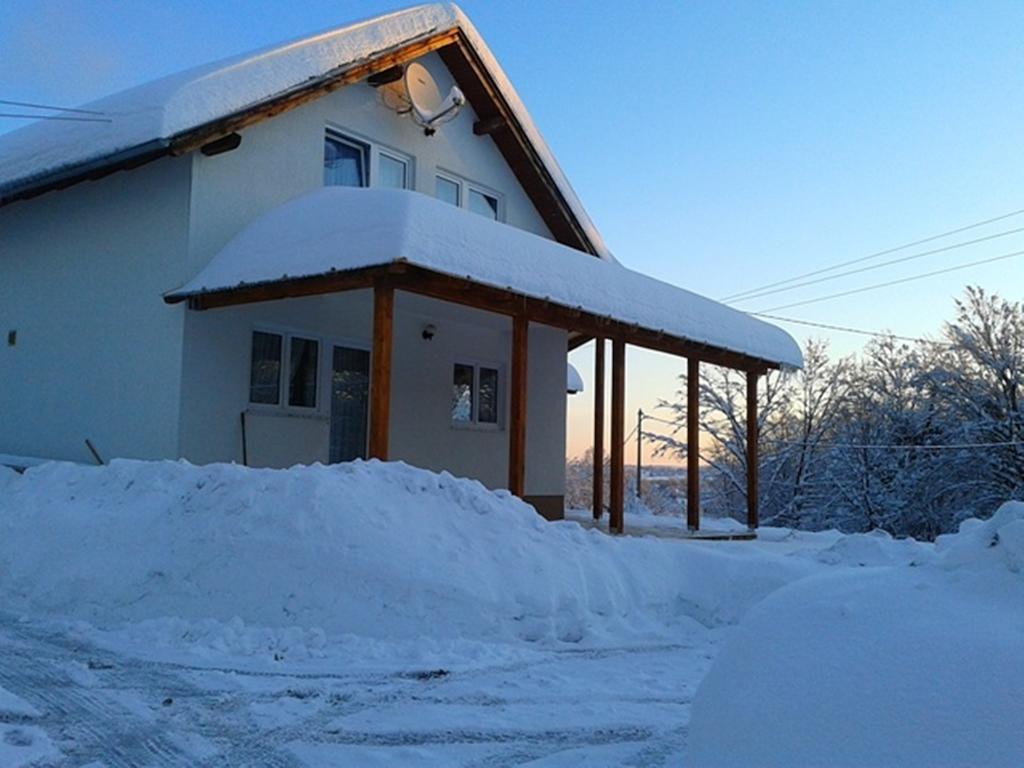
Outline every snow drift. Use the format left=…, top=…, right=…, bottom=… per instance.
left=0, top=460, right=815, bottom=645
left=688, top=501, right=1024, bottom=768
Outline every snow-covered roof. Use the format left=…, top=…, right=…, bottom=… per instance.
left=0, top=3, right=611, bottom=261
left=167, top=188, right=802, bottom=369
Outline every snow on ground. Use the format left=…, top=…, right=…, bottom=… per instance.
left=689, top=502, right=1024, bottom=768
left=0, top=459, right=1020, bottom=766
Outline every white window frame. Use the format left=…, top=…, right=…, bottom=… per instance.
left=248, top=325, right=325, bottom=414
left=374, top=148, right=414, bottom=191
left=324, top=124, right=415, bottom=190
left=324, top=131, right=370, bottom=187
left=451, top=357, right=504, bottom=431
left=434, top=169, right=504, bottom=222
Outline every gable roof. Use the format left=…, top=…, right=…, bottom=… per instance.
left=0, top=3, right=611, bottom=260
left=166, top=187, right=803, bottom=370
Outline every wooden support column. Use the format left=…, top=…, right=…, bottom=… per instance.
left=368, top=282, right=394, bottom=460
left=747, top=370, right=760, bottom=530
left=609, top=339, right=626, bottom=534
left=508, top=314, right=528, bottom=496
left=687, top=357, right=700, bottom=531
left=592, top=337, right=605, bottom=520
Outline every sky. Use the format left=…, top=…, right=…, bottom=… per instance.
left=3, top=0, right=1024, bottom=464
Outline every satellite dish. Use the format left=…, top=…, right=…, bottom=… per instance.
left=403, top=62, right=465, bottom=135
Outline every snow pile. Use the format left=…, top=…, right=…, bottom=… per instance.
left=0, top=460, right=817, bottom=648
left=688, top=501, right=1024, bottom=768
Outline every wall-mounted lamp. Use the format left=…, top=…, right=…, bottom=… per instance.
left=421, top=324, right=436, bottom=341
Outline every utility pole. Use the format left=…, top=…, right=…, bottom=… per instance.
left=636, top=408, right=643, bottom=498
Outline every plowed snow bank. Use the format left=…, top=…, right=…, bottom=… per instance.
left=0, top=460, right=816, bottom=644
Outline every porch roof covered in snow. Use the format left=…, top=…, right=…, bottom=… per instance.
left=165, top=187, right=801, bottom=372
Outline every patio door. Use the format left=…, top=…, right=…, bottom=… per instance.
left=329, top=344, right=370, bottom=463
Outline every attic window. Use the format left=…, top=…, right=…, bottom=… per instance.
left=324, top=133, right=368, bottom=187
left=469, top=189, right=499, bottom=221
left=435, top=171, right=502, bottom=221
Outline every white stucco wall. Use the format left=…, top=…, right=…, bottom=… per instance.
left=0, top=156, right=192, bottom=463
left=177, top=292, right=566, bottom=496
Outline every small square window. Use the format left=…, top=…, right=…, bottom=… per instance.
left=436, top=175, right=460, bottom=207
left=288, top=337, right=319, bottom=408
left=379, top=153, right=408, bottom=190
left=324, top=134, right=368, bottom=187
left=469, top=189, right=499, bottom=220
left=452, top=363, right=474, bottom=422
left=250, top=331, right=282, bottom=404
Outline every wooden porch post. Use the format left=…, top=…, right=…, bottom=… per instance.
left=508, top=314, right=528, bottom=496
left=746, top=370, right=759, bottom=530
left=592, top=337, right=605, bottom=520
left=609, top=339, right=626, bottom=534
left=687, top=357, right=700, bottom=531
left=368, top=282, right=394, bottom=460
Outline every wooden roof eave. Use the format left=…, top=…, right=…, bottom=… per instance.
left=165, top=264, right=777, bottom=374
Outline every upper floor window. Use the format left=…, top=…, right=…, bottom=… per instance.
left=324, top=133, right=369, bottom=187
left=468, top=188, right=499, bottom=221
left=325, top=129, right=413, bottom=191
left=379, top=152, right=409, bottom=190
left=435, top=171, right=502, bottom=221
left=435, top=174, right=460, bottom=207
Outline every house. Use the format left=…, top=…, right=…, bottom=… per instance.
left=0, top=4, right=801, bottom=529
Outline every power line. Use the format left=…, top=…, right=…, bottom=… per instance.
left=721, top=205, right=1024, bottom=302
left=0, top=112, right=111, bottom=123
left=0, top=98, right=105, bottom=115
left=731, top=226, right=1024, bottom=304
left=755, top=247, right=1024, bottom=313
left=753, top=313, right=949, bottom=346
left=765, top=438, right=1024, bottom=450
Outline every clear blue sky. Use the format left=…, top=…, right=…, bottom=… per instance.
left=4, top=0, right=1024, bottom=460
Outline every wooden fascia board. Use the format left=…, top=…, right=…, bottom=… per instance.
left=169, top=29, right=460, bottom=156
left=169, top=263, right=778, bottom=372
left=567, top=334, right=594, bottom=352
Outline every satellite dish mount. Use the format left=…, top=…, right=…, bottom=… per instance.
left=377, top=61, right=465, bottom=136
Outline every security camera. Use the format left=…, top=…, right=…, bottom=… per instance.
left=422, top=324, right=436, bottom=341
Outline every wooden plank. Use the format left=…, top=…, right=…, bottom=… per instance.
left=368, top=282, right=394, bottom=460
left=172, top=264, right=781, bottom=373
left=592, top=337, right=605, bottom=521
left=609, top=339, right=625, bottom=534
left=567, top=333, right=593, bottom=352
left=747, top=370, right=759, bottom=529
left=170, top=31, right=460, bottom=156
left=687, top=357, right=700, bottom=531
left=508, top=314, right=528, bottom=496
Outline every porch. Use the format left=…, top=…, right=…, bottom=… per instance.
left=165, top=187, right=801, bottom=532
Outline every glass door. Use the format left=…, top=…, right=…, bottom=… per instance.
left=329, top=345, right=370, bottom=463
